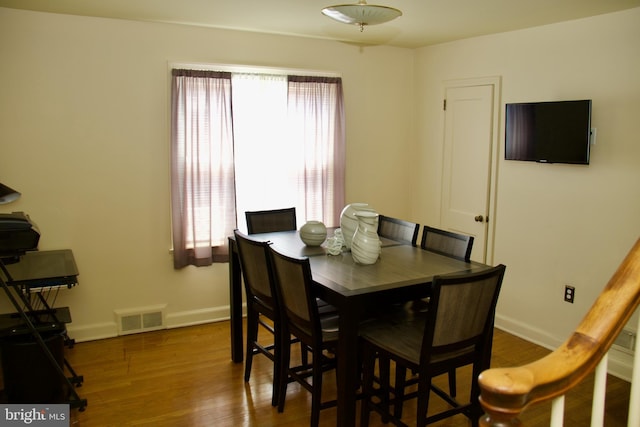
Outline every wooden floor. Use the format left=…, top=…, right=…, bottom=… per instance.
left=37, top=321, right=632, bottom=426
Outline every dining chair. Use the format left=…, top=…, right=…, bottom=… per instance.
left=245, top=207, right=297, bottom=234
left=377, top=215, right=420, bottom=246
left=233, top=230, right=287, bottom=407
left=245, top=207, right=337, bottom=314
left=373, top=215, right=420, bottom=399
left=359, top=264, right=506, bottom=427
left=417, top=225, right=475, bottom=395
left=420, top=225, right=474, bottom=261
left=268, top=246, right=339, bottom=427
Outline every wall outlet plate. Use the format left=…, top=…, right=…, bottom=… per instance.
left=564, top=285, right=575, bottom=303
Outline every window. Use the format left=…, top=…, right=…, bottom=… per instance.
left=170, top=67, right=345, bottom=268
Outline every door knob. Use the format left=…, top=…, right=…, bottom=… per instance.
left=474, top=215, right=485, bottom=223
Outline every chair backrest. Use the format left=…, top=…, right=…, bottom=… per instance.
left=377, top=215, right=420, bottom=246
left=421, top=225, right=474, bottom=261
left=245, top=207, right=297, bottom=234
left=268, top=247, right=320, bottom=343
left=422, top=264, right=506, bottom=365
left=234, top=230, right=277, bottom=309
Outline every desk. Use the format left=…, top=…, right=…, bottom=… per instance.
left=228, top=231, right=490, bottom=427
left=1, top=249, right=78, bottom=336
left=4, top=249, right=79, bottom=290
left=0, top=249, right=86, bottom=409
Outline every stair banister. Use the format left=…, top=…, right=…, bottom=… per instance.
left=478, top=238, right=640, bottom=426
left=629, top=315, right=640, bottom=425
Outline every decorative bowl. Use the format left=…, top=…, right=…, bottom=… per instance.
left=299, top=221, right=327, bottom=246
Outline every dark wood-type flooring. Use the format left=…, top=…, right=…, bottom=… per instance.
left=13, top=321, right=630, bottom=426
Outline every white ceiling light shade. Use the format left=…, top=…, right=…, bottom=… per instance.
left=0, top=183, right=21, bottom=205
left=322, top=0, right=402, bottom=32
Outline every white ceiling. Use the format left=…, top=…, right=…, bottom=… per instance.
left=1, top=0, right=639, bottom=48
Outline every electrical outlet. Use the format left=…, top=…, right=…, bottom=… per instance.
left=564, top=285, right=575, bottom=303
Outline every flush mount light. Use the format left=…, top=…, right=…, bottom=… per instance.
left=322, top=0, right=402, bottom=32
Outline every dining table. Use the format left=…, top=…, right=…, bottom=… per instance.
left=228, top=229, right=491, bottom=427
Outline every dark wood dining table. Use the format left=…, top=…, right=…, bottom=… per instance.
left=228, top=230, right=491, bottom=427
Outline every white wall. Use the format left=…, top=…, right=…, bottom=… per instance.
left=0, top=7, right=415, bottom=339
left=412, top=8, right=640, bottom=379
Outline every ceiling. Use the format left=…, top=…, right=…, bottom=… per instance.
left=1, top=0, right=639, bottom=48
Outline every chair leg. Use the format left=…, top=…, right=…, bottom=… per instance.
left=360, top=344, right=375, bottom=427
left=393, top=365, right=407, bottom=419
left=271, top=322, right=283, bottom=407
left=378, top=355, right=391, bottom=423
left=448, top=368, right=457, bottom=397
left=468, top=363, right=484, bottom=427
left=277, top=333, right=291, bottom=413
left=416, top=375, right=432, bottom=427
left=310, top=348, right=323, bottom=427
left=244, top=309, right=259, bottom=382
left=300, top=341, right=309, bottom=366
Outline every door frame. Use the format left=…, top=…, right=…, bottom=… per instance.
left=442, top=76, right=501, bottom=265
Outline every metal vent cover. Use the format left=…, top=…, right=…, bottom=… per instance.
left=115, top=305, right=166, bottom=335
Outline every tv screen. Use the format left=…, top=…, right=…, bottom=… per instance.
left=505, top=100, right=592, bottom=165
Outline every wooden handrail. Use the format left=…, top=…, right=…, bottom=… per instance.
left=479, top=238, right=640, bottom=426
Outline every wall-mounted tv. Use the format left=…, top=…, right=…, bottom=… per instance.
left=505, top=99, right=592, bottom=165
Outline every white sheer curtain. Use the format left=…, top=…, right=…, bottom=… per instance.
left=171, top=69, right=236, bottom=268
left=233, top=73, right=345, bottom=228
left=171, top=69, right=345, bottom=268
left=288, top=75, right=346, bottom=224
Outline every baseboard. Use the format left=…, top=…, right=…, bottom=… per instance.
left=606, top=347, right=634, bottom=382
left=495, top=313, right=633, bottom=382
left=66, top=305, right=241, bottom=343
left=494, top=313, right=563, bottom=351
left=165, top=306, right=231, bottom=328
left=66, top=322, right=119, bottom=343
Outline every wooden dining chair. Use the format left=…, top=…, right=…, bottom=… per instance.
left=268, top=246, right=339, bottom=427
left=420, top=225, right=474, bottom=261
left=245, top=207, right=297, bottom=234
left=233, top=230, right=286, bottom=407
left=385, top=226, right=476, bottom=405
left=377, top=215, right=420, bottom=246
left=359, top=264, right=506, bottom=427
left=382, top=226, right=473, bottom=401
left=245, top=207, right=336, bottom=315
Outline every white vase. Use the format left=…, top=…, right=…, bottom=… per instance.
left=299, top=220, right=327, bottom=246
left=340, top=203, right=376, bottom=249
left=351, top=211, right=381, bottom=265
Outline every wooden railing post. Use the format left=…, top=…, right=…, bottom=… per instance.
left=478, top=238, right=640, bottom=427
left=629, top=315, right=640, bottom=426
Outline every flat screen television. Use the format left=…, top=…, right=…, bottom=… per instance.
left=505, top=99, right=592, bottom=165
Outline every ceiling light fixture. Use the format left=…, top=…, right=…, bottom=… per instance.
left=322, top=0, right=402, bottom=32
left=0, top=183, right=21, bottom=205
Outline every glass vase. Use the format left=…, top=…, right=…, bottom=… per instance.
left=351, top=211, right=381, bottom=265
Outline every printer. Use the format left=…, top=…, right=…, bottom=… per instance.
left=0, top=212, right=40, bottom=257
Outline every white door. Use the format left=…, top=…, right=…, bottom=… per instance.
left=441, top=78, right=500, bottom=263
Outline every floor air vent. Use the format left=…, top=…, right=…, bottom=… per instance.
left=115, top=305, right=166, bottom=335
left=612, top=328, right=637, bottom=354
